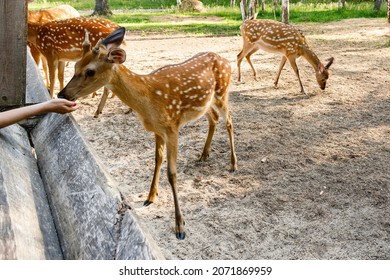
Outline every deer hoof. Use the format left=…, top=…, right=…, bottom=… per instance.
left=230, top=165, right=238, bottom=173
left=176, top=231, right=186, bottom=240
left=199, top=153, right=209, bottom=162
left=143, top=200, right=153, bottom=207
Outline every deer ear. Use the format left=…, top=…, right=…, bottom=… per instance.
left=103, top=27, right=126, bottom=51
left=325, top=57, right=334, bottom=69
left=107, top=48, right=126, bottom=64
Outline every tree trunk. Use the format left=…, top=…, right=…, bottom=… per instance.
left=281, top=0, right=289, bottom=24
left=240, top=0, right=260, bottom=21
left=272, top=0, right=279, bottom=21
left=248, top=0, right=257, bottom=18
left=240, top=0, right=247, bottom=21
left=338, top=0, right=346, bottom=11
left=92, top=0, right=113, bottom=16
left=374, top=0, right=382, bottom=11
left=388, top=0, right=390, bottom=23
left=261, top=0, right=265, bottom=12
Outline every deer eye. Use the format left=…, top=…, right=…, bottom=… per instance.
left=86, top=69, right=95, bottom=77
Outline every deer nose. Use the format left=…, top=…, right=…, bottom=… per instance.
left=57, top=92, right=66, bottom=99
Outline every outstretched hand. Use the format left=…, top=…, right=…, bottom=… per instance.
left=42, top=98, right=78, bottom=114
left=0, top=98, right=78, bottom=129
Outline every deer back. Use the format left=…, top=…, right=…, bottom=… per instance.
left=140, top=52, right=232, bottom=124
left=34, top=17, right=120, bottom=61
left=241, top=19, right=308, bottom=56
left=28, top=4, right=80, bottom=23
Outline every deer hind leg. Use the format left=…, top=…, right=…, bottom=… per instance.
left=274, top=56, right=287, bottom=88
left=215, top=96, right=238, bottom=172
left=209, top=93, right=237, bottom=172
left=225, top=109, right=237, bottom=172
left=199, top=108, right=219, bottom=162
left=144, top=134, right=165, bottom=206
left=165, top=132, right=185, bottom=240
left=287, top=56, right=306, bottom=95
left=94, top=87, right=110, bottom=118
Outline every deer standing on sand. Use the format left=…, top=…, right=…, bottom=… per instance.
left=237, top=19, right=334, bottom=95
left=28, top=16, right=120, bottom=114
left=58, top=28, right=237, bottom=239
left=28, top=4, right=80, bottom=89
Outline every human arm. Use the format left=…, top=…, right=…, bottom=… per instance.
left=0, top=99, right=78, bottom=129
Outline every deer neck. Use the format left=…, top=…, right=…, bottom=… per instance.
left=300, top=45, right=323, bottom=73
left=107, top=65, right=152, bottom=114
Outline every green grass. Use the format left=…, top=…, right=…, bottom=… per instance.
left=29, top=1, right=388, bottom=36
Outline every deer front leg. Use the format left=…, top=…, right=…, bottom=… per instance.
left=41, top=57, right=50, bottom=89
left=245, top=46, right=260, bottom=81
left=237, top=49, right=245, bottom=82
left=47, top=58, right=58, bottom=98
left=94, top=87, right=110, bottom=118
left=200, top=108, right=219, bottom=161
left=144, top=134, right=165, bottom=206
left=58, top=61, right=66, bottom=91
left=166, top=133, right=185, bottom=240
left=287, top=57, right=306, bottom=95
left=274, top=56, right=287, bottom=88
left=237, top=44, right=259, bottom=82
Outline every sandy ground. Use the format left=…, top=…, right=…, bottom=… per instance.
left=50, top=18, right=389, bottom=259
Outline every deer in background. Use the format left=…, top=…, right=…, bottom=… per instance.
left=58, top=28, right=237, bottom=240
left=28, top=4, right=80, bottom=89
left=28, top=16, right=120, bottom=110
left=237, top=19, right=334, bottom=95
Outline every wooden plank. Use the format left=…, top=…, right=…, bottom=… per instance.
left=0, top=0, right=27, bottom=107
left=0, top=125, right=63, bottom=260
left=0, top=53, right=62, bottom=260
left=30, top=113, right=164, bottom=260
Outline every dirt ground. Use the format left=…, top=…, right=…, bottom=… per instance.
left=53, top=18, right=389, bottom=259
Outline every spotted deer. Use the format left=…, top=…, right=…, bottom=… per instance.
left=28, top=16, right=121, bottom=104
left=28, top=4, right=80, bottom=89
left=58, top=28, right=237, bottom=239
left=237, top=19, right=334, bottom=95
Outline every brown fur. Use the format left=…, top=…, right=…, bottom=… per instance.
left=237, top=19, right=334, bottom=94
left=28, top=17, right=120, bottom=97
left=27, top=5, right=80, bottom=89
left=58, top=35, right=237, bottom=239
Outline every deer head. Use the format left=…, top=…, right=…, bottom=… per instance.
left=316, top=57, right=334, bottom=90
left=58, top=27, right=126, bottom=101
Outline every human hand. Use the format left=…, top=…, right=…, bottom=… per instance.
left=42, top=98, right=78, bottom=114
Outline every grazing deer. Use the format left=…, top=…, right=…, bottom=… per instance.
left=28, top=16, right=120, bottom=102
left=28, top=4, right=80, bottom=89
left=237, top=19, right=334, bottom=95
left=58, top=28, right=237, bottom=239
